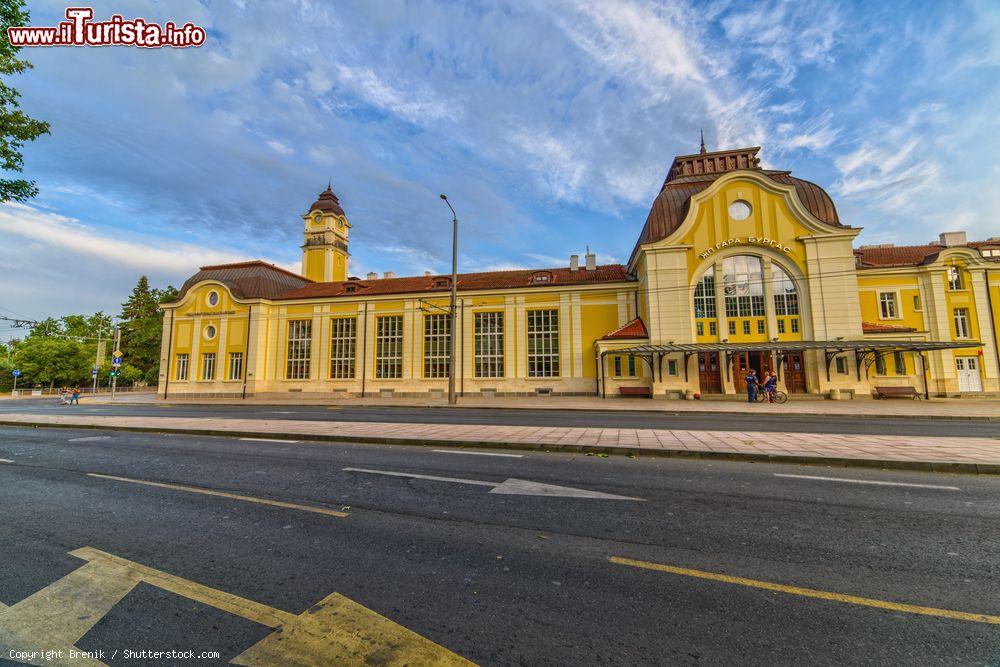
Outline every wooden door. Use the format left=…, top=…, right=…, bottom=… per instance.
left=697, top=352, right=722, bottom=394
left=783, top=351, right=807, bottom=393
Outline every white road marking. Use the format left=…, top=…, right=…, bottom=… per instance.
left=774, top=473, right=960, bottom=491
left=68, top=435, right=112, bottom=442
left=0, top=458, right=13, bottom=463
left=269, top=411, right=296, bottom=414
left=342, top=467, right=643, bottom=500
left=432, top=449, right=524, bottom=458
left=239, top=437, right=300, bottom=443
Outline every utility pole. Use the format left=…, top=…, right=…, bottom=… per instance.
left=93, top=322, right=103, bottom=396
left=440, top=193, right=459, bottom=405
left=110, top=325, right=121, bottom=402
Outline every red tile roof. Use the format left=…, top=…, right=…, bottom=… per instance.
left=602, top=317, right=648, bottom=339
left=862, top=322, right=918, bottom=334
left=277, top=264, right=632, bottom=300
left=174, top=260, right=312, bottom=302
left=854, top=241, right=999, bottom=268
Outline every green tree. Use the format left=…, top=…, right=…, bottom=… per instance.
left=0, top=0, right=50, bottom=202
left=120, top=277, right=177, bottom=385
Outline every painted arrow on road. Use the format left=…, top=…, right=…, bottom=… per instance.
left=343, top=467, right=644, bottom=500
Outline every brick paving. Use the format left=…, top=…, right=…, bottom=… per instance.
left=1, top=413, right=997, bottom=473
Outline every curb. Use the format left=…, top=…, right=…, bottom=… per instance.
left=2, top=419, right=997, bottom=476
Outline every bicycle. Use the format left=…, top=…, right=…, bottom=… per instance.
left=756, top=388, right=787, bottom=404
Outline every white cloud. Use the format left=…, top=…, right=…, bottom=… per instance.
left=334, top=65, right=454, bottom=123
left=266, top=140, right=294, bottom=156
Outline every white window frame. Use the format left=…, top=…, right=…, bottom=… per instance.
left=175, top=353, right=189, bottom=381
left=423, top=314, right=451, bottom=379
left=878, top=292, right=898, bottom=319
left=474, top=311, right=504, bottom=378
left=329, top=317, right=357, bottom=379
left=375, top=315, right=403, bottom=379
left=201, top=352, right=216, bottom=381
left=286, top=320, right=312, bottom=380
left=228, top=351, right=243, bottom=381
left=953, top=308, right=971, bottom=339
left=772, top=265, right=799, bottom=316
left=947, top=266, right=964, bottom=291
left=526, top=309, right=559, bottom=378
left=693, top=268, right=716, bottom=319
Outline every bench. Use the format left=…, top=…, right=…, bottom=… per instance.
left=619, top=386, right=652, bottom=398
left=873, top=386, right=920, bottom=400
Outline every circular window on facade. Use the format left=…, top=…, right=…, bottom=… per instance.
left=204, top=325, right=217, bottom=340
left=728, top=200, right=752, bottom=221
left=207, top=290, right=220, bottom=307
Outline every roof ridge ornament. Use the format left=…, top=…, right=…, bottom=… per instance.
left=699, top=128, right=706, bottom=155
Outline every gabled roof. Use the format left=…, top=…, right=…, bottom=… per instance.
left=862, top=322, right=918, bottom=334
left=277, top=264, right=632, bottom=300
left=855, top=242, right=999, bottom=268
left=175, top=261, right=312, bottom=302
left=602, top=317, right=648, bottom=340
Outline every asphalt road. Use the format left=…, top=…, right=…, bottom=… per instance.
left=1, top=399, right=998, bottom=438
left=0, top=425, right=997, bottom=665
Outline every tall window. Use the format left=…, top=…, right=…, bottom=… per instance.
left=228, top=352, right=243, bottom=380
left=772, top=265, right=799, bottom=315
left=375, top=315, right=403, bottom=379
left=474, top=312, right=504, bottom=378
left=947, top=266, right=964, bottom=290
left=286, top=320, right=312, bottom=379
left=175, top=354, right=189, bottom=381
left=201, top=352, right=216, bottom=380
left=875, top=353, right=886, bottom=375
left=879, top=292, right=898, bottom=319
left=527, top=309, right=559, bottom=378
left=423, top=314, right=451, bottom=379
left=723, top=255, right=765, bottom=318
left=893, top=351, right=907, bottom=375
left=953, top=308, right=971, bottom=339
left=693, top=267, right=716, bottom=318
left=330, top=317, right=356, bottom=379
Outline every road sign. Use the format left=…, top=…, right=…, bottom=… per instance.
left=91, top=369, right=98, bottom=376
left=112, top=356, right=123, bottom=365
left=12, top=369, right=20, bottom=377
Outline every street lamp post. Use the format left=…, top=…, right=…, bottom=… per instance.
left=440, top=194, right=459, bottom=405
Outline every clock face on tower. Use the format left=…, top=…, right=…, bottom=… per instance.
left=313, top=212, right=323, bottom=225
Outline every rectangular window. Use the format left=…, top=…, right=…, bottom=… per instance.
left=728, top=320, right=736, bottom=336
left=228, top=352, right=243, bottom=381
left=912, top=294, right=921, bottom=312
left=709, top=321, right=717, bottom=336
left=627, top=355, right=637, bottom=377
left=835, top=356, right=848, bottom=375
left=757, top=320, right=765, bottom=334
left=375, top=315, right=403, bottom=379
left=953, top=308, right=971, bottom=339
left=896, top=352, right=909, bottom=375
left=696, top=321, right=704, bottom=336
left=175, top=353, right=189, bottom=381
left=201, top=352, right=215, bottom=381
left=667, top=359, right=678, bottom=376
left=879, top=292, right=898, bottom=319
left=875, top=353, right=886, bottom=376
left=694, top=273, right=716, bottom=319
left=329, top=317, right=357, bottom=379
left=527, top=309, right=559, bottom=378
left=791, top=319, right=800, bottom=333
left=474, top=312, right=504, bottom=378
left=947, top=267, right=964, bottom=291
left=423, top=314, right=451, bottom=379
left=742, top=320, right=751, bottom=335
left=777, top=319, right=786, bottom=334
left=286, top=320, right=312, bottom=380
left=614, top=356, right=622, bottom=376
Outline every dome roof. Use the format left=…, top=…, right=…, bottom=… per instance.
left=308, top=183, right=345, bottom=216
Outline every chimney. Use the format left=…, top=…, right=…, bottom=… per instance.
left=366, top=272, right=378, bottom=281
left=939, top=231, right=967, bottom=247
left=424, top=271, right=432, bottom=277
left=569, top=254, right=579, bottom=271
left=584, top=248, right=596, bottom=271
left=384, top=271, right=396, bottom=279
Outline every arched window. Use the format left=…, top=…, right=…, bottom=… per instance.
left=722, top=255, right=764, bottom=318
left=693, top=267, right=716, bottom=318
left=772, top=264, right=799, bottom=315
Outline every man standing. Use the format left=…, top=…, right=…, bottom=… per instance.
left=745, top=369, right=757, bottom=403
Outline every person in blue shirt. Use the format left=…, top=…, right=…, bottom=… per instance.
left=745, top=369, right=758, bottom=403
left=763, top=371, right=777, bottom=402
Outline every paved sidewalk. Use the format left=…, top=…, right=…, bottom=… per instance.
left=1, top=413, right=997, bottom=474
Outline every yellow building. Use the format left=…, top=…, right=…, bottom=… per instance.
left=158, top=145, right=1000, bottom=400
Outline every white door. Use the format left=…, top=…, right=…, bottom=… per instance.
left=956, top=357, right=983, bottom=392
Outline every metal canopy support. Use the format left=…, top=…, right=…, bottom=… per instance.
left=824, top=349, right=846, bottom=382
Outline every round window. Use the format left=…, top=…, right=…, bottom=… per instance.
left=728, top=200, right=752, bottom=221
left=204, top=325, right=217, bottom=340
left=207, top=291, right=219, bottom=307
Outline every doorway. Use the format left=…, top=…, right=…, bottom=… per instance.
left=731, top=351, right=775, bottom=386
left=956, top=356, right=983, bottom=392
left=782, top=351, right=807, bottom=393
left=697, top=352, right=722, bottom=394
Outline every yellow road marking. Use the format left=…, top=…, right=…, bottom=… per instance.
left=86, top=473, right=349, bottom=518
left=610, top=556, right=1000, bottom=625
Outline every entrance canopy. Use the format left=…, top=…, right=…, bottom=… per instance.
left=598, top=339, right=982, bottom=396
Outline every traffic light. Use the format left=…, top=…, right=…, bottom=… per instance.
left=109, top=370, right=118, bottom=378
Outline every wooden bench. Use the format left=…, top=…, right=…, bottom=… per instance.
left=619, top=386, right=652, bottom=398
left=873, top=386, right=921, bottom=400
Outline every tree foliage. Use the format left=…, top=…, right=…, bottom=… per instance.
left=120, top=276, right=177, bottom=385
left=0, top=0, right=50, bottom=202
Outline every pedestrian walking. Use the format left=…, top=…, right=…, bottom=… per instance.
left=59, top=386, right=69, bottom=405
left=745, top=369, right=758, bottom=403
left=69, top=386, right=81, bottom=405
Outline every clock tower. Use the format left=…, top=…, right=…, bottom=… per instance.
left=301, top=183, right=350, bottom=282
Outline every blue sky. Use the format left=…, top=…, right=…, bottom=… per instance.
left=1, top=0, right=998, bottom=333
